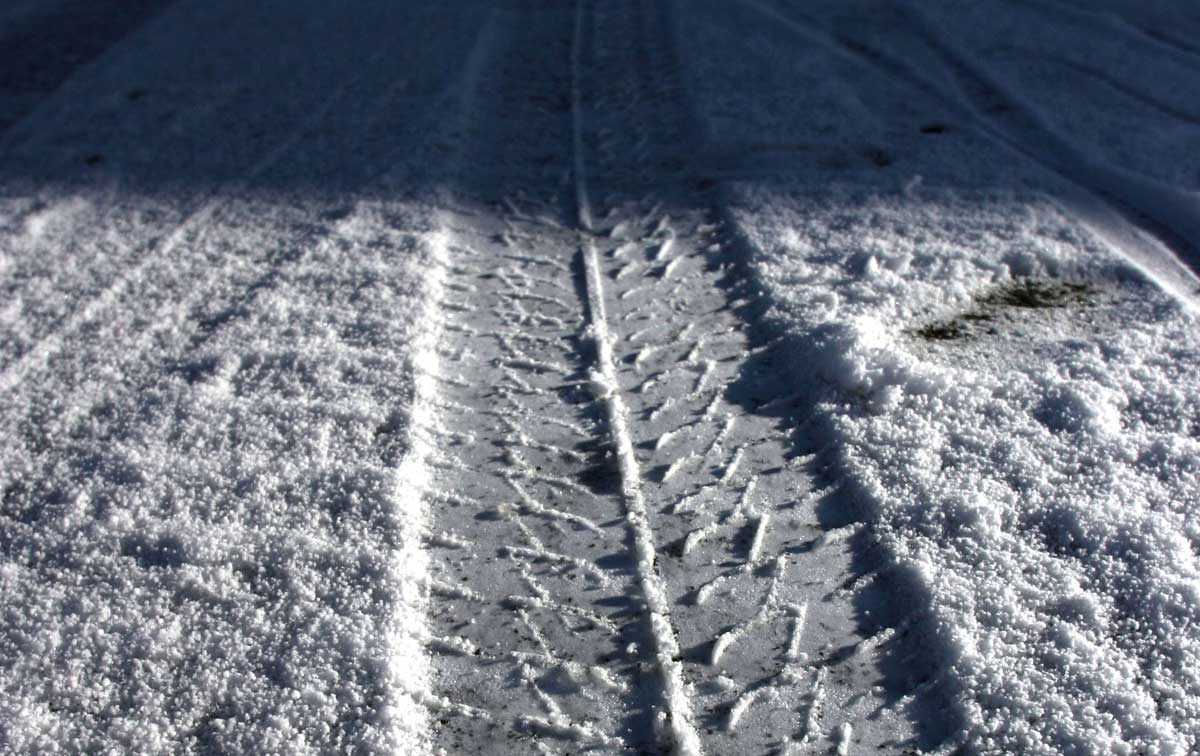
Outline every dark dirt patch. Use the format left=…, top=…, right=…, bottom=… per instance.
left=910, top=278, right=1098, bottom=343
left=913, top=320, right=967, bottom=341
left=978, top=279, right=1093, bottom=309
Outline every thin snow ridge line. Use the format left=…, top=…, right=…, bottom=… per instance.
left=390, top=11, right=501, bottom=748
left=571, top=0, right=594, bottom=232
left=570, top=2, right=700, bottom=753
left=582, top=240, right=702, bottom=756
left=1009, top=0, right=1200, bottom=73
left=385, top=229, right=451, bottom=754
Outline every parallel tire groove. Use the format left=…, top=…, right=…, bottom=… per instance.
left=572, top=0, right=703, bottom=752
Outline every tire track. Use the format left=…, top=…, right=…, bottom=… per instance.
left=580, top=0, right=929, bottom=753
left=423, top=212, right=652, bottom=752
left=425, top=0, right=932, bottom=753
left=0, top=5, right=495, bottom=495
left=572, top=0, right=704, bottom=752
left=0, top=1, right=486, bottom=398
left=422, top=6, right=664, bottom=754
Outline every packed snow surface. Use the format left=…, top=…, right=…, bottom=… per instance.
left=4, top=0, right=1200, bottom=754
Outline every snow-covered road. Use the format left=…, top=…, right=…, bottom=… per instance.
left=3, top=1, right=1200, bottom=754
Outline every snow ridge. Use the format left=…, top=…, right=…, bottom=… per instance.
left=581, top=240, right=702, bottom=756
left=571, top=2, right=701, bottom=753
left=382, top=229, right=451, bottom=753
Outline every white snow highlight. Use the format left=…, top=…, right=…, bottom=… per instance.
left=384, top=229, right=451, bottom=753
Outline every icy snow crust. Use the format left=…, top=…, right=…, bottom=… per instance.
left=675, top=0, right=1200, bottom=753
